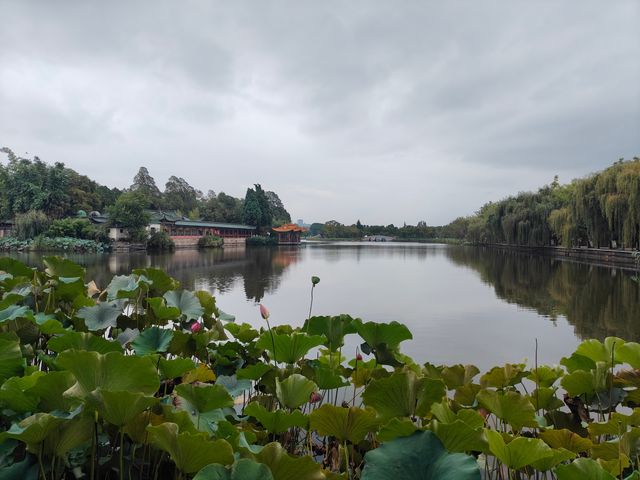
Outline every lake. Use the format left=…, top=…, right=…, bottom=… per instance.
left=8, top=242, right=640, bottom=370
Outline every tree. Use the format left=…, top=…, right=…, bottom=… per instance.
left=242, top=184, right=272, bottom=230
left=130, top=167, right=162, bottom=209
left=107, top=191, right=150, bottom=240
left=266, top=191, right=291, bottom=226
left=13, top=210, right=50, bottom=240
left=163, top=176, right=201, bottom=213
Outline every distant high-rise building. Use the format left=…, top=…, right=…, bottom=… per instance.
left=296, top=219, right=304, bottom=226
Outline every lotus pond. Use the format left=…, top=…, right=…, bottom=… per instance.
left=1, top=256, right=640, bottom=479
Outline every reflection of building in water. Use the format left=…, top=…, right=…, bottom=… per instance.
left=446, top=246, right=640, bottom=341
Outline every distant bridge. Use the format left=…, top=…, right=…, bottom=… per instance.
left=362, top=235, right=395, bottom=242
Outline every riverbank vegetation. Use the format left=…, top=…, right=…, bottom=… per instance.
left=1, top=258, right=640, bottom=479
left=197, top=235, right=224, bottom=249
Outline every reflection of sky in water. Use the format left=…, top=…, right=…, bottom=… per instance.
left=8, top=244, right=639, bottom=371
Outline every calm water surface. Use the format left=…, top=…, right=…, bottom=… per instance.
left=9, top=243, right=640, bottom=370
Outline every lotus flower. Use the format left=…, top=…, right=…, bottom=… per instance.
left=259, top=304, right=270, bottom=320
left=190, top=322, right=202, bottom=333
left=309, top=391, right=322, bottom=404
left=356, top=353, right=363, bottom=361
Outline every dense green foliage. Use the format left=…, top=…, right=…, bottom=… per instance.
left=197, top=235, right=223, bottom=249
left=0, top=258, right=639, bottom=479
left=246, top=235, right=279, bottom=246
left=461, top=158, right=640, bottom=249
left=242, top=184, right=273, bottom=230
left=107, top=191, right=151, bottom=241
left=0, top=236, right=108, bottom=252
left=46, top=218, right=109, bottom=243
left=147, top=231, right=176, bottom=251
left=13, top=210, right=51, bottom=240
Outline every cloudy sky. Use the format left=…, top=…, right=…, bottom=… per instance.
left=1, top=1, right=638, bottom=225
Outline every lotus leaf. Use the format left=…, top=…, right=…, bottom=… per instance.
left=530, top=447, right=576, bottom=471
left=362, top=370, right=446, bottom=420
left=476, top=389, right=537, bottom=431
left=159, top=357, right=196, bottom=379
left=133, top=267, right=179, bottom=295
left=527, top=365, right=564, bottom=387
left=43, top=256, right=85, bottom=279
left=195, top=290, right=219, bottom=317
left=27, top=371, right=75, bottom=412
left=275, top=374, right=318, bottom=409
left=176, top=383, right=234, bottom=413
left=256, top=332, right=325, bottom=364
left=0, top=455, right=39, bottom=479
left=561, top=352, right=597, bottom=373
left=57, top=350, right=160, bottom=398
left=480, top=363, right=528, bottom=389
left=303, top=362, right=350, bottom=390
left=244, top=402, right=308, bottom=434
left=47, top=331, right=122, bottom=353
left=31, top=312, right=66, bottom=334
left=561, top=363, right=608, bottom=397
left=431, top=419, right=488, bottom=453
left=2, top=413, right=67, bottom=451
left=303, top=314, right=357, bottom=351
left=77, top=302, right=121, bottom=331
left=106, top=274, right=141, bottom=300
left=0, top=372, right=44, bottom=413
left=439, top=364, right=480, bottom=389
left=217, top=374, right=252, bottom=397
left=361, top=430, right=480, bottom=480
left=146, top=297, right=180, bottom=321
left=132, top=326, right=174, bottom=355
left=555, top=458, right=618, bottom=479
left=0, top=305, right=30, bottom=324
left=194, top=459, right=274, bottom=480
left=375, top=417, right=417, bottom=442
left=164, top=289, right=204, bottom=321
left=183, top=363, right=217, bottom=383
left=237, top=362, right=272, bottom=380
left=147, top=422, right=234, bottom=473
left=218, top=310, right=236, bottom=322
left=354, top=320, right=412, bottom=366
left=575, top=337, right=624, bottom=366
left=255, top=442, right=325, bottom=480
left=309, top=404, right=380, bottom=443
left=89, top=390, right=157, bottom=426
left=0, top=258, right=33, bottom=277
left=0, top=337, right=23, bottom=382
left=540, top=428, right=593, bottom=453
left=43, top=415, right=93, bottom=458
left=226, top=323, right=260, bottom=343
left=528, top=386, right=564, bottom=411
left=485, top=430, right=555, bottom=470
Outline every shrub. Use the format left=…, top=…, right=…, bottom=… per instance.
left=13, top=210, right=50, bottom=240
left=147, top=231, right=175, bottom=251
left=46, top=218, right=110, bottom=243
left=198, top=234, right=224, bottom=248
left=246, top=235, right=278, bottom=246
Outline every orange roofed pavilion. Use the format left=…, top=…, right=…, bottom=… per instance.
left=272, top=224, right=307, bottom=245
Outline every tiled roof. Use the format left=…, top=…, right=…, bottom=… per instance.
left=272, top=223, right=307, bottom=233
left=174, top=220, right=256, bottom=230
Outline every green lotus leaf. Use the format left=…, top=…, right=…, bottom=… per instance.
left=195, top=290, right=219, bottom=318
left=560, top=353, right=597, bottom=373
left=43, top=256, right=85, bottom=279
left=530, top=447, right=575, bottom=471
left=57, top=350, right=159, bottom=398
left=476, top=389, right=537, bottom=431
left=0, top=293, right=25, bottom=310
left=147, top=422, right=234, bottom=474
left=302, top=361, right=350, bottom=390
left=0, top=257, right=33, bottom=277
left=362, top=370, right=446, bottom=420
left=485, top=429, right=554, bottom=470
left=176, top=383, right=234, bottom=413
left=132, top=326, right=174, bottom=355
left=32, top=313, right=66, bottom=334
left=47, top=331, right=123, bottom=353
left=361, top=430, right=480, bottom=480
left=0, top=336, right=23, bottom=382
left=354, top=320, right=412, bottom=367
left=146, top=297, right=181, bottom=321
left=309, top=404, right=380, bottom=443
left=164, top=290, right=204, bottom=321
left=430, top=419, right=488, bottom=453
left=106, top=274, right=140, bottom=300
left=244, top=402, right=308, bottom=434
left=527, top=365, right=564, bottom=387
left=303, top=315, right=357, bottom=351
left=540, top=428, right=593, bottom=453
left=255, top=442, right=325, bottom=480
left=439, top=364, right=480, bottom=389
left=225, top=323, right=260, bottom=343
left=480, top=363, right=528, bottom=389
left=132, top=267, right=179, bottom=296
left=431, top=402, right=485, bottom=429
left=0, top=305, right=31, bottom=324
left=561, top=362, right=609, bottom=397
left=159, top=357, right=196, bottom=379
left=256, top=332, right=325, bottom=364
left=275, top=374, right=318, bottom=409
left=218, top=310, right=236, bottom=322
left=0, top=371, right=44, bottom=413
left=194, top=459, right=274, bottom=480
left=0, top=455, right=39, bottom=479
left=43, top=414, right=94, bottom=458
left=528, top=387, right=564, bottom=411
left=616, top=342, right=640, bottom=369
left=77, top=302, right=121, bottom=331
left=52, top=277, right=85, bottom=301
left=237, top=362, right=272, bottom=380
left=28, top=371, right=75, bottom=412
left=377, top=417, right=418, bottom=442
left=2, top=413, right=67, bottom=450
left=555, top=458, right=617, bottom=480
left=588, top=410, right=640, bottom=436
left=575, top=337, right=624, bottom=366
left=217, top=375, right=252, bottom=397
left=89, top=389, right=157, bottom=426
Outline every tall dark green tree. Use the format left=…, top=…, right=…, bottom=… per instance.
left=163, top=176, right=201, bottom=214
left=242, top=184, right=272, bottom=230
left=130, top=167, right=162, bottom=209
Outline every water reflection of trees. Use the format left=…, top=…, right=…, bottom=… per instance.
left=446, top=247, right=640, bottom=341
left=9, top=247, right=301, bottom=303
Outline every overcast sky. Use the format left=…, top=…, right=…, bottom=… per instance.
left=1, top=1, right=638, bottom=225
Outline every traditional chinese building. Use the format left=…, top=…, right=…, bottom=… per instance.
left=272, top=223, right=306, bottom=245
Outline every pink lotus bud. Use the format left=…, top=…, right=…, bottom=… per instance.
left=259, top=304, right=270, bottom=320
left=309, top=392, right=322, bottom=404
left=356, top=353, right=363, bottom=361
left=190, top=322, right=202, bottom=333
